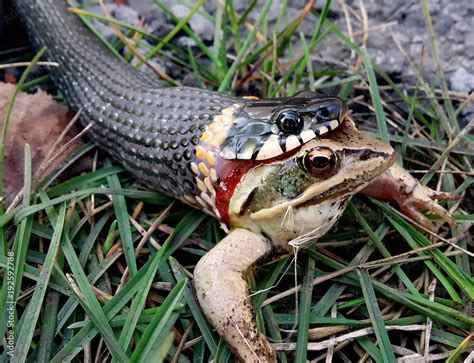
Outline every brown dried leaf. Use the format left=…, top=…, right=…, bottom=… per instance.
left=0, top=82, right=84, bottom=206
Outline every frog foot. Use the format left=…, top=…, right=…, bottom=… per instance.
left=396, top=183, right=459, bottom=231
left=194, top=228, right=277, bottom=362
left=362, top=164, right=459, bottom=231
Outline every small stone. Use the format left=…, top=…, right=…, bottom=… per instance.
left=448, top=67, right=474, bottom=94
left=177, top=36, right=197, bottom=48
left=171, top=4, right=214, bottom=41
left=112, top=5, right=140, bottom=25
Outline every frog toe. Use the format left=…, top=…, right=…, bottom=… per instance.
left=401, top=185, right=458, bottom=230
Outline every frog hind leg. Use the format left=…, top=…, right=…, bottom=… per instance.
left=194, top=228, right=277, bottom=362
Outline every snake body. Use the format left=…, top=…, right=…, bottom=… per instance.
left=13, top=0, right=347, bottom=221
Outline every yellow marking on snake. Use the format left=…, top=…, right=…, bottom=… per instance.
left=196, top=178, right=207, bottom=193
left=208, top=129, right=230, bottom=148
left=195, top=146, right=206, bottom=160
left=195, top=196, right=207, bottom=208
left=199, top=106, right=237, bottom=149
left=190, top=162, right=199, bottom=176
left=204, top=177, right=216, bottom=197
left=201, top=131, right=213, bottom=142
left=205, top=151, right=216, bottom=165
left=198, top=162, right=210, bottom=177
left=201, top=192, right=215, bottom=207
left=221, top=107, right=235, bottom=115
left=210, top=168, right=218, bottom=182
left=207, top=123, right=221, bottom=132
left=192, top=106, right=238, bottom=217
left=183, top=195, right=197, bottom=205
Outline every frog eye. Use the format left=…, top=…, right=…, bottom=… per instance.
left=299, top=147, right=338, bottom=176
left=276, top=111, right=304, bottom=134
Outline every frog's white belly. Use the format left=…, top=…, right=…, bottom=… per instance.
left=256, top=197, right=350, bottom=248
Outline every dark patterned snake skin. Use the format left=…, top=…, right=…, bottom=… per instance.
left=13, top=0, right=347, bottom=219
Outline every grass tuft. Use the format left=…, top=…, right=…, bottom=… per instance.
left=0, top=0, right=471, bottom=361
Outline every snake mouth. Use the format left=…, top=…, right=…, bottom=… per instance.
left=309, top=119, right=341, bottom=135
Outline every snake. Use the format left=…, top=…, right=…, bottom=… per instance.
left=9, top=3, right=463, bottom=363
left=12, top=0, right=347, bottom=224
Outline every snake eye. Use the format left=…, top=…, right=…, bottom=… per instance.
left=299, top=147, right=338, bottom=176
left=276, top=111, right=304, bottom=134
left=315, top=105, right=340, bottom=121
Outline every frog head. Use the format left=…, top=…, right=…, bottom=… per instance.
left=227, top=118, right=395, bottom=248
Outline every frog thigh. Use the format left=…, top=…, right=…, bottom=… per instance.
left=194, top=228, right=277, bottom=362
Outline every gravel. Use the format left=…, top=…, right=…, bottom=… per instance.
left=85, top=0, right=472, bottom=96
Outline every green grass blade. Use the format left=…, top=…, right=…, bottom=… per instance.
left=41, top=200, right=127, bottom=361
left=154, top=1, right=215, bottom=67
left=360, top=46, right=389, bottom=142
left=299, top=32, right=315, bottom=92
left=212, top=0, right=227, bottom=80
left=12, top=203, right=66, bottom=362
left=106, top=167, right=137, bottom=276
left=373, top=199, right=474, bottom=300
left=55, top=250, right=121, bottom=334
left=349, top=204, right=420, bottom=296
left=357, top=336, right=383, bottom=362
left=61, top=238, right=128, bottom=361
left=357, top=269, right=396, bottom=362
left=10, top=187, right=170, bottom=226
left=218, top=0, right=273, bottom=92
left=143, top=0, right=205, bottom=66
left=147, top=332, right=175, bottom=363
left=169, top=256, right=218, bottom=355
left=312, top=248, right=473, bottom=328
left=253, top=257, right=289, bottom=310
left=295, top=255, right=315, bottom=362
left=129, top=279, right=186, bottom=363
left=116, top=235, right=173, bottom=356
left=310, top=234, right=382, bottom=317
left=37, top=142, right=96, bottom=191
left=420, top=0, right=458, bottom=135
left=262, top=306, right=287, bottom=363
left=214, top=339, right=231, bottom=362
left=446, top=334, right=473, bottom=363
left=36, top=290, right=61, bottom=362
left=47, top=166, right=124, bottom=198
left=0, top=149, right=34, bottom=344
left=78, top=212, right=111, bottom=266
left=51, top=248, right=170, bottom=361
left=0, top=48, right=45, bottom=215
left=0, top=48, right=46, bottom=259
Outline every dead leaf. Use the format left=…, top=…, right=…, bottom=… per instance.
left=0, top=82, right=85, bottom=207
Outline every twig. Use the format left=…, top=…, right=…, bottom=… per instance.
left=262, top=238, right=470, bottom=307
left=0, top=61, right=59, bottom=69
left=133, top=202, right=175, bottom=255
left=171, top=322, right=194, bottom=363
left=273, top=325, right=426, bottom=351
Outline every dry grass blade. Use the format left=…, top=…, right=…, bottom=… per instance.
left=274, top=324, right=427, bottom=351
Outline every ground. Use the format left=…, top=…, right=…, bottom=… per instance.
left=82, top=0, right=474, bottom=122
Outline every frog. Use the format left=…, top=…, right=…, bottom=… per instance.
left=194, top=117, right=458, bottom=362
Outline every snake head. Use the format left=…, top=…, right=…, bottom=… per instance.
left=219, top=91, right=347, bottom=160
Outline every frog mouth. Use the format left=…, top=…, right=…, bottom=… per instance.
left=249, top=178, right=364, bottom=220
left=249, top=153, right=393, bottom=221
